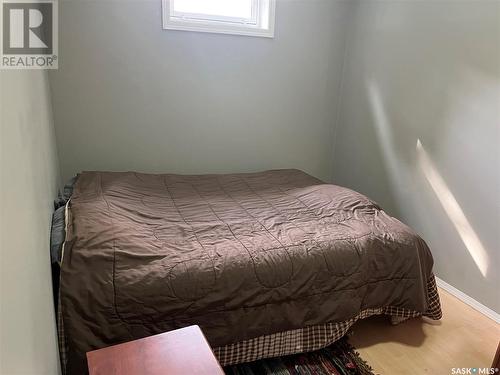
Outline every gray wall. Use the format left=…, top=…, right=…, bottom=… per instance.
left=50, top=0, right=352, bottom=183
left=0, top=71, right=61, bottom=374
left=333, top=0, right=500, bottom=312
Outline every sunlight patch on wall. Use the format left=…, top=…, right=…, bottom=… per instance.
left=416, top=139, right=489, bottom=277
left=367, top=81, right=398, bottom=175
left=367, top=80, right=410, bottom=207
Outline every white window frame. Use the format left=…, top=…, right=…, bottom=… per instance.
left=162, top=0, right=276, bottom=38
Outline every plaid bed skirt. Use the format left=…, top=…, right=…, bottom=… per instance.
left=58, top=274, right=441, bottom=372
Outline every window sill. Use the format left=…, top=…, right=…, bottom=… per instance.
left=162, top=20, right=275, bottom=38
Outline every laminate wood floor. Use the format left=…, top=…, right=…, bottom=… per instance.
left=349, top=288, right=499, bottom=375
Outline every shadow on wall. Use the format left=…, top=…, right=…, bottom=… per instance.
left=367, top=80, right=491, bottom=279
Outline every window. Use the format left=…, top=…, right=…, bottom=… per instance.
left=162, top=0, right=276, bottom=38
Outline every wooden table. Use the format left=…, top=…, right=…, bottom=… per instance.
left=87, top=325, right=225, bottom=375
left=493, top=341, right=500, bottom=370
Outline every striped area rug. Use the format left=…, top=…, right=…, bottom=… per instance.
left=224, top=338, right=376, bottom=375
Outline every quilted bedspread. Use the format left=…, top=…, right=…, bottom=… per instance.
left=61, top=169, right=436, bottom=373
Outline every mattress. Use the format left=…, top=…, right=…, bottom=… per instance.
left=60, top=169, right=440, bottom=373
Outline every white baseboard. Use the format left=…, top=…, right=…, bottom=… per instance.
left=435, top=276, right=500, bottom=324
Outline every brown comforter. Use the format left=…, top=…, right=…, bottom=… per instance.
left=61, top=169, right=436, bottom=373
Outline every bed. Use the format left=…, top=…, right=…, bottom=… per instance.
left=58, top=169, right=441, bottom=374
